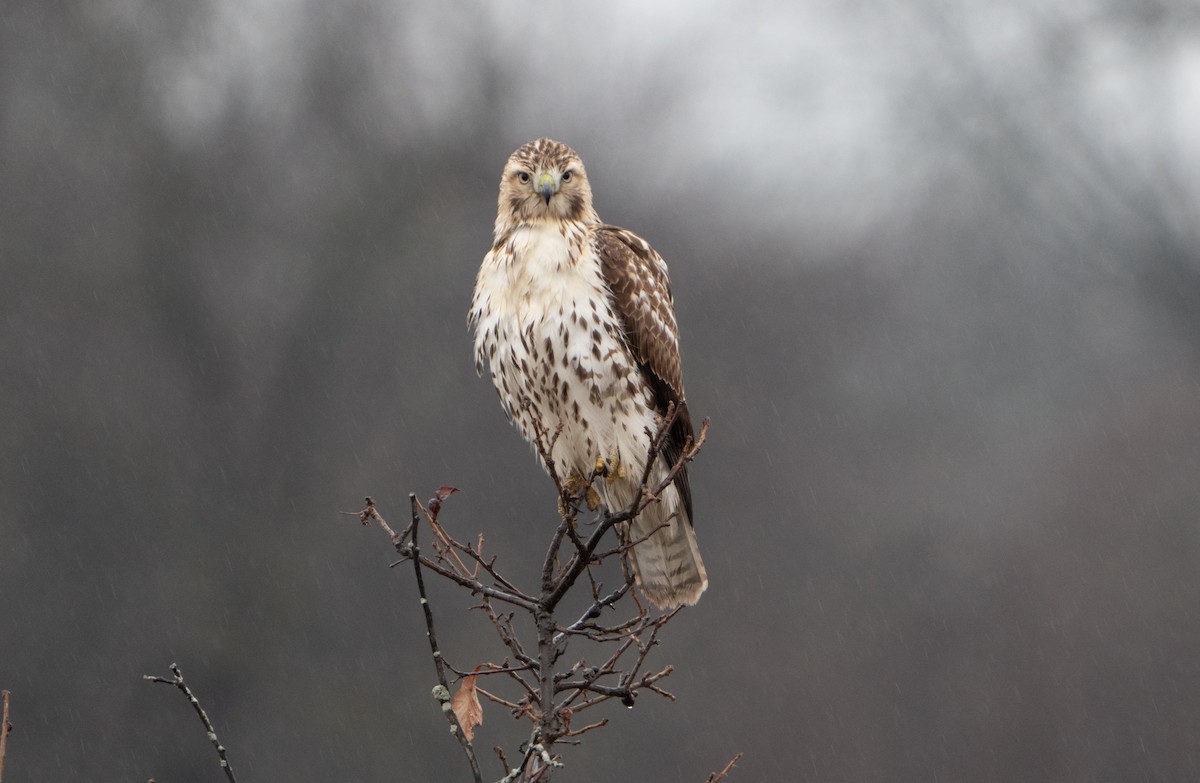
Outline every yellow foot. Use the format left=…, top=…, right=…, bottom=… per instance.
left=560, top=474, right=602, bottom=515
left=597, top=454, right=627, bottom=486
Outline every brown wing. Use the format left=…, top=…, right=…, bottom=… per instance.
left=595, top=225, right=695, bottom=525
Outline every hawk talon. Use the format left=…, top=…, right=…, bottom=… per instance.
left=560, top=474, right=601, bottom=514
left=563, top=474, right=589, bottom=494
left=599, top=454, right=625, bottom=486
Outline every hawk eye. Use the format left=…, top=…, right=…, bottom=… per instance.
left=561, top=170, right=572, bottom=182
left=517, top=171, right=530, bottom=183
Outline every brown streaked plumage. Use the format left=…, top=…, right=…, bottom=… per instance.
left=469, top=139, right=707, bottom=609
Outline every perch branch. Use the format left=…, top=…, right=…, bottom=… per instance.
left=354, top=408, right=717, bottom=781
left=541, top=414, right=708, bottom=612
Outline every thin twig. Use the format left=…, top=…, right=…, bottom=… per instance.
left=143, top=664, right=237, bottom=783
left=407, top=494, right=484, bottom=783
left=392, top=553, right=537, bottom=610
left=344, top=496, right=408, bottom=543
left=560, top=717, right=608, bottom=740
left=706, top=752, right=744, bottom=783
left=445, top=661, right=534, bottom=680
left=422, top=507, right=477, bottom=578
left=476, top=685, right=524, bottom=711
left=633, top=402, right=684, bottom=499
left=355, top=499, right=538, bottom=611
left=475, top=602, right=539, bottom=678
left=461, top=538, right=527, bottom=597
left=0, top=690, right=11, bottom=783
left=554, top=574, right=636, bottom=643
left=494, top=745, right=512, bottom=781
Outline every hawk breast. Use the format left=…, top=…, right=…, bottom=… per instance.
left=471, top=223, right=651, bottom=477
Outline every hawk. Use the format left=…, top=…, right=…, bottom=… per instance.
left=469, top=138, right=707, bottom=609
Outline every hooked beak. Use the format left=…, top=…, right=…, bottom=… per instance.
left=536, top=172, right=557, bottom=204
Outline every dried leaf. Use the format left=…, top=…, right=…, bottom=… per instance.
left=561, top=705, right=573, bottom=733
left=451, top=673, right=483, bottom=741
left=427, top=486, right=459, bottom=516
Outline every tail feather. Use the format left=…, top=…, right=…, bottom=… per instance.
left=626, top=482, right=707, bottom=609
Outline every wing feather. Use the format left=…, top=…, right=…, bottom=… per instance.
left=595, top=225, right=695, bottom=524
left=594, top=226, right=683, bottom=392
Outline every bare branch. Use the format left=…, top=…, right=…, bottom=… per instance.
left=477, top=686, right=524, bottom=712
left=560, top=717, right=608, bottom=740
left=404, top=494, right=484, bottom=783
left=352, top=498, right=538, bottom=612
left=494, top=745, right=512, bottom=781
left=706, top=752, right=744, bottom=783
left=143, top=664, right=238, bottom=783
left=0, top=690, right=11, bottom=783
left=354, top=409, right=723, bottom=781
left=445, top=661, right=535, bottom=681
left=391, top=553, right=538, bottom=611
left=554, top=574, right=637, bottom=642
left=477, top=605, right=539, bottom=682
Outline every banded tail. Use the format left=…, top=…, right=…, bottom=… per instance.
left=626, top=474, right=707, bottom=609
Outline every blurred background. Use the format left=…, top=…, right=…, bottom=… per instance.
left=4, top=1, right=1200, bottom=780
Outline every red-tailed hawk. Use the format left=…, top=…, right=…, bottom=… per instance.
left=469, top=138, right=707, bottom=609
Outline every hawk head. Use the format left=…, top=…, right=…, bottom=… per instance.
left=497, top=138, right=597, bottom=226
